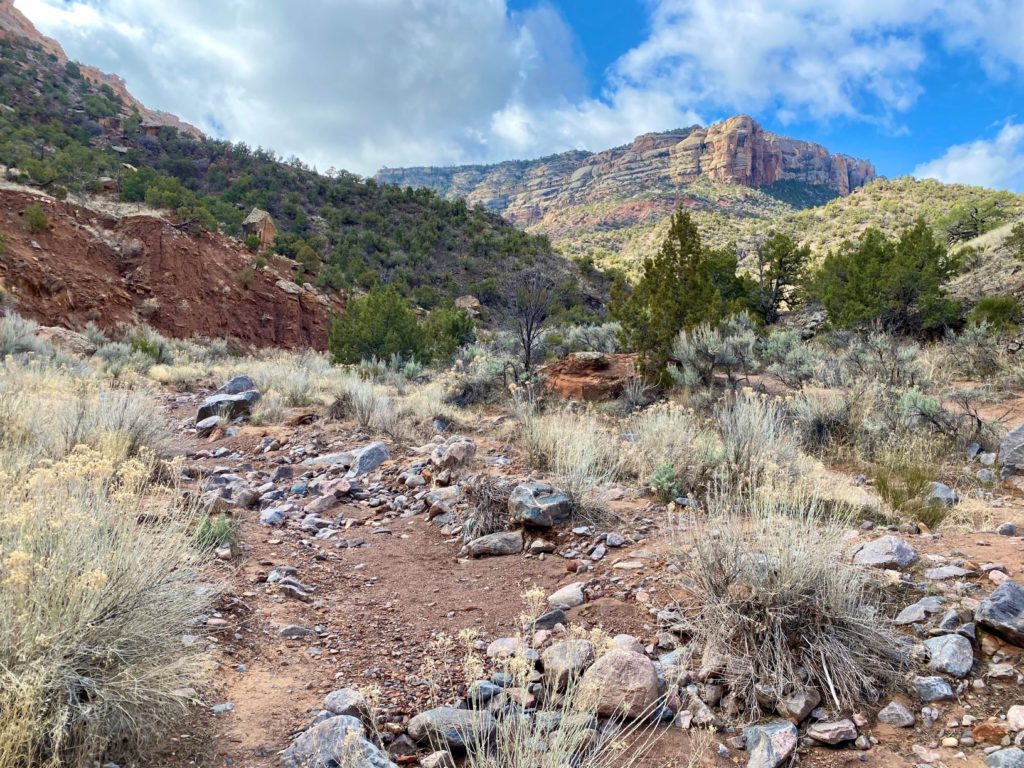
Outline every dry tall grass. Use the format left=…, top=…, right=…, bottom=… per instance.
left=672, top=481, right=906, bottom=718
left=0, top=357, right=215, bottom=768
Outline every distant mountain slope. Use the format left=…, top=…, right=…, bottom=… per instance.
left=0, top=26, right=600, bottom=317
left=377, top=115, right=876, bottom=270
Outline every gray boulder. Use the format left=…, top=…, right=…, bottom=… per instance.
left=852, top=535, right=918, bottom=569
left=462, top=529, right=523, bottom=558
left=509, top=482, right=572, bottom=528
left=323, top=688, right=367, bottom=719
left=976, top=580, right=1024, bottom=646
left=775, top=688, right=820, bottom=722
left=350, top=441, right=390, bottom=475
left=743, top=721, right=798, bottom=768
left=217, top=375, right=256, bottom=395
left=407, top=707, right=496, bottom=750
left=577, top=650, right=659, bottom=719
left=197, top=390, right=261, bottom=422
left=547, top=582, right=586, bottom=610
left=279, top=715, right=396, bottom=768
left=929, top=482, right=959, bottom=507
left=924, top=634, right=974, bottom=678
left=1001, top=423, right=1024, bottom=474
left=912, top=675, right=954, bottom=702
left=877, top=701, right=915, bottom=727
left=541, top=640, right=595, bottom=691
left=988, top=748, right=1024, bottom=768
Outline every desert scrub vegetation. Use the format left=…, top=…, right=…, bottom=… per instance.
left=671, top=481, right=907, bottom=718
left=514, top=400, right=622, bottom=518
left=0, top=313, right=49, bottom=357
left=417, top=590, right=691, bottom=768
left=0, top=449, right=214, bottom=767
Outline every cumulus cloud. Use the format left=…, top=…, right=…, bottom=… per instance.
left=913, top=122, right=1024, bottom=192
left=13, top=0, right=1024, bottom=174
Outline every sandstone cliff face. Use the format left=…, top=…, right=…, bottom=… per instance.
left=0, top=0, right=202, bottom=138
left=377, top=115, right=875, bottom=226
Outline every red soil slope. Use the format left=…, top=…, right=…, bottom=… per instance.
left=0, top=189, right=341, bottom=349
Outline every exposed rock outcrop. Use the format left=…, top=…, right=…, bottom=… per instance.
left=377, top=116, right=875, bottom=227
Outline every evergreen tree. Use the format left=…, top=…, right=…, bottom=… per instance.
left=751, top=232, right=810, bottom=324
left=812, top=219, right=960, bottom=335
left=610, top=209, right=725, bottom=377
left=329, top=284, right=423, bottom=364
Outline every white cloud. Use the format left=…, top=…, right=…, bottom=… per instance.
left=12, top=0, right=1024, bottom=175
left=913, top=122, right=1024, bottom=191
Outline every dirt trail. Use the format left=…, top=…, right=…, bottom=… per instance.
left=160, top=390, right=1024, bottom=768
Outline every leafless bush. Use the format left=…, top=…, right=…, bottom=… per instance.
left=460, top=475, right=514, bottom=543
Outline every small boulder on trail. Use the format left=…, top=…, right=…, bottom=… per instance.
left=509, top=482, right=572, bottom=528
left=976, top=579, right=1024, bottom=646
left=197, top=390, right=261, bottom=422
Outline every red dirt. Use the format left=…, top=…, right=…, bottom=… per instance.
left=543, top=352, right=639, bottom=401
left=0, top=189, right=341, bottom=348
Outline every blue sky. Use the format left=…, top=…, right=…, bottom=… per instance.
left=16, top=0, right=1024, bottom=190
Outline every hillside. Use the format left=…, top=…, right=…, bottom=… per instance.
left=0, top=186, right=342, bottom=347
left=0, top=27, right=598, bottom=324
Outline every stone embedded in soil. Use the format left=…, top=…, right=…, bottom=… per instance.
left=430, top=437, right=476, bottom=470
left=912, top=675, right=955, bottom=702
left=925, top=565, right=974, bottom=580
left=929, top=481, right=959, bottom=507
left=775, top=687, right=820, bottom=722
left=196, top=415, right=220, bottom=436
left=323, top=689, right=367, bottom=719
left=533, top=607, right=567, bottom=631
left=1008, top=705, right=1024, bottom=731
left=852, top=535, right=918, bottom=569
left=1000, top=422, right=1024, bottom=475
left=279, top=715, right=396, bottom=768
left=463, top=529, right=524, bottom=558
left=547, top=581, right=586, bottom=609
left=407, top=707, right=496, bottom=750
left=349, top=441, right=390, bottom=475
left=743, top=721, right=798, bottom=768
left=988, top=747, right=1024, bottom=768
left=924, top=634, right=975, bottom=678
left=278, top=625, right=314, bottom=639
left=542, top=639, right=595, bottom=691
left=976, top=579, right=1024, bottom=645
left=420, top=752, right=455, bottom=768
left=578, top=649, right=659, bottom=719
left=508, top=482, right=573, bottom=528
left=998, top=522, right=1018, bottom=537
left=806, top=719, right=858, bottom=745
left=877, top=701, right=915, bottom=727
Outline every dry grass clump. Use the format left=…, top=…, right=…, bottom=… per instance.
left=714, top=389, right=799, bottom=481
left=0, top=313, right=49, bottom=357
left=515, top=401, right=621, bottom=519
left=0, top=361, right=169, bottom=472
left=0, top=448, right=215, bottom=768
left=622, top=403, right=723, bottom=497
left=673, top=482, right=906, bottom=718
left=460, top=475, right=514, bottom=542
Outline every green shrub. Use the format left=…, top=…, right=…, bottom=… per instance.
left=648, top=462, right=681, bottom=502
left=194, top=512, right=235, bottom=550
left=0, top=230, right=7, bottom=255
left=0, top=313, right=45, bottom=357
left=23, top=203, right=48, bottom=234
left=667, top=313, right=758, bottom=388
left=811, top=219, right=960, bottom=335
left=422, top=306, right=475, bottom=363
left=329, top=284, right=424, bottom=365
left=244, top=233, right=261, bottom=252
left=761, top=328, right=820, bottom=389
left=969, top=295, right=1020, bottom=331
left=238, top=266, right=255, bottom=288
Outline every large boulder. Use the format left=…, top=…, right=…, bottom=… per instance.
left=743, top=721, right=798, bottom=768
left=976, top=580, right=1024, bottom=645
left=216, top=375, right=256, bottom=395
left=578, top=650, right=659, bottom=719
left=542, top=639, right=595, bottom=691
left=509, top=482, right=572, bottom=528
left=407, top=707, right=496, bottom=751
left=988, top=748, right=1024, bottom=768
left=280, top=715, right=396, bottom=768
left=197, top=390, right=261, bottom=422
left=1001, top=423, right=1024, bottom=474
left=323, top=688, right=368, bottom=719
left=852, top=535, right=918, bottom=569
left=547, top=582, right=586, bottom=610
left=36, top=326, right=97, bottom=355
